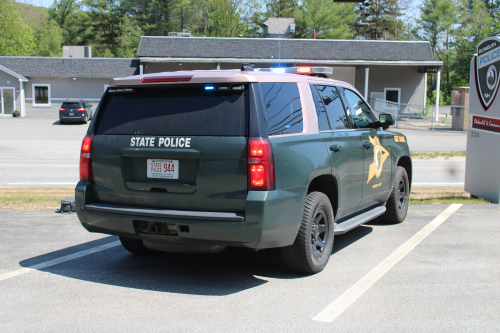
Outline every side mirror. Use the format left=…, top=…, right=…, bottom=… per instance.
left=90, top=104, right=93, bottom=107
left=379, top=113, right=395, bottom=129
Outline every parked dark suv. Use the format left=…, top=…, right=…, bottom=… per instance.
left=59, top=100, right=93, bottom=124
left=75, top=67, right=412, bottom=274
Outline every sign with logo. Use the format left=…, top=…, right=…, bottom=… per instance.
left=475, top=37, right=500, bottom=111
left=470, top=37, right=500, bottom=119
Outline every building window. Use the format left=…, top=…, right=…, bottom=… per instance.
left=32, top=84, right=51, bottom=106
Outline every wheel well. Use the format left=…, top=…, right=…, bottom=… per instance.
left=397, top=156, right=412, bottom=191
left=307, top=175, right=338, bottom=217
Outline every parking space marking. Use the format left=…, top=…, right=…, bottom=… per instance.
left=0, top=241, right=120, bottom=282
left=0, top=182, right=77, bottom=186
left=0, top=164, right=78, bottom=167
left=413, top=183, right=464, bottom=186
left=414, top=167, right=465, bottom=169
left=313, top=204, right=462, bottom=323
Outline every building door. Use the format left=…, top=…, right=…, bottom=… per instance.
left=384, top=88, right=400, bottom=117
left=0, top=88, right=15, bottom=115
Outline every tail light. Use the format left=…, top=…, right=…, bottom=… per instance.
left=77, top=108, right=85, bottom=112
left=248, top=137, right=275, bottom=190
left=59, top=108, right=66, bottom=112
left=80, top=135, right=93, bottom=181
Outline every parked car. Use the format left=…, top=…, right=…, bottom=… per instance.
left=75, top=66, right=412, bottom=274
left=59, top=100, right=93, bottom=124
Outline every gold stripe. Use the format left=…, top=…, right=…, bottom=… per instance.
left=372, top=183, right=382, bottom=188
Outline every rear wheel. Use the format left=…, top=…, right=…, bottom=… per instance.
left=282, top=192, right=334, bottom=274
left=119, top=236, right=155, bottom=255
left=82, top=115, right=88, bottom=124
left=380, top=166, right=409, bottom=224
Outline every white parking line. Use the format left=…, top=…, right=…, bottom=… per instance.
left=313, top=204, right=462, bottom=323
left=0, top=241, right=120, bottom=282
left=413, top=183, right=464, bottom=186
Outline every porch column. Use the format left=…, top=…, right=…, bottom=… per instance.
left=364, top=67, right=369, bottom=100
left=424, top=73, right=427, bottom=107
left=19, top=80, right=25, bottom=117
left=435, top=69, right=441, bottom=122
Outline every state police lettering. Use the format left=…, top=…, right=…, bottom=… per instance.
left=130, top=137, right=191, bottom=148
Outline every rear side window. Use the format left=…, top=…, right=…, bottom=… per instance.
left=260, top=83, right=303, bottom=136
left=314, top=85, right=349, bottom=130
left=95, top=86, right=248, bottom=136
left=62, top=102, right=82, bottom=108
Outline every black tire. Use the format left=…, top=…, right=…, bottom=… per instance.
left=282, top=192, right=335, bottom=274
left=380, top=166, right=409, bottom=224
left=119, top=236, right=155, bottom=255
left=59, top=119, right=64, bottom=124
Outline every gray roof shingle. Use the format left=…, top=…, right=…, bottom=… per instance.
left=137, top=37, right=435, bottom=62
left=0, top=57, right=140, bottom=78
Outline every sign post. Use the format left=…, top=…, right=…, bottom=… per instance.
left=464, top=36, right=500, bottom=203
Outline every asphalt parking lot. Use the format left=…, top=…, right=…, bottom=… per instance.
left=1, top=204, right=499, bottom=331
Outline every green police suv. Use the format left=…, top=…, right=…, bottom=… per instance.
left=75, top=66, right=412, bottom=274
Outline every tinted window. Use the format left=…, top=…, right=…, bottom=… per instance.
left=96, top=86, right=248, bottom=136
left=343, top=89, right=378, bottom=128
left=310, top=85, right=330, bottom=131
left=315, top=85, right=349, bottom=130
left=260, top=83, right=303, bottom=135
left=62, top=102, right=82, bottom=108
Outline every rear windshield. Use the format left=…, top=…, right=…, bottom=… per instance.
left=62, top=102, right=82, bottom=108
left=95, top=85, right=248, bottom=136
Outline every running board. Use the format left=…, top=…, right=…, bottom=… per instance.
left=334, top=206, right=386, bottom=235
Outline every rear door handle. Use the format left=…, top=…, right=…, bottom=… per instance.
left=363, top=142, right=372, bottom=149
left=330, top=145, right=342, bottom=152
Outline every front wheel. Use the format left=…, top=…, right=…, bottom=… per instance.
left=380, top=166, right=409, bottom=224
left=282, top=192, right=335, bottom=274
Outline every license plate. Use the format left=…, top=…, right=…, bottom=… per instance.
left=147, top=159, right=179, bottom=179
left=69, top=113, right=74, bottom=116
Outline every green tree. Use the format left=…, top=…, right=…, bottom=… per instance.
left=417, top=0, right=457, bottom=54
left=264, top=0, right=298, bottom=18
left=121, top=0, right=181, bottom=36
left=354, top=0, right=405, bottom=40
left=114, top=16, right=143, bottom=58
left=452, top=0, right=495, bottom=83
left=0, top=1, right=38, bottom=56
left=294, top=0, right=356, bottom=39
left=206, top=0, right=247, bottom=37
left=35, top=19, right=64, bottom=56
left=84, top=0, right=123, bottom=56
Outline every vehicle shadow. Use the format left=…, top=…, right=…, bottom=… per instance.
left=18, top=225, right=372, bottom=296
left=52, top=121, right=85, bottom=125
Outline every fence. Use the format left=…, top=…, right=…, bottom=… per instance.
left=368, top=98, right=470, bottom=130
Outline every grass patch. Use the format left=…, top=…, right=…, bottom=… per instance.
left=0, top=188, right=74, bottom=210
left=411, top=151, right=466, bottom=159
left=410, top=196, right=489, bottom=204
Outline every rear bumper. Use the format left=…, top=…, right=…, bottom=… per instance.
left=60, top=112, right=87, bottom=122
left=75, top=182, right=305, bottom=248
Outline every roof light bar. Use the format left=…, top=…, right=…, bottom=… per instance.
left=254, top=67, right=333, bottom=76
left=141, top=76, right=193, bottom=83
